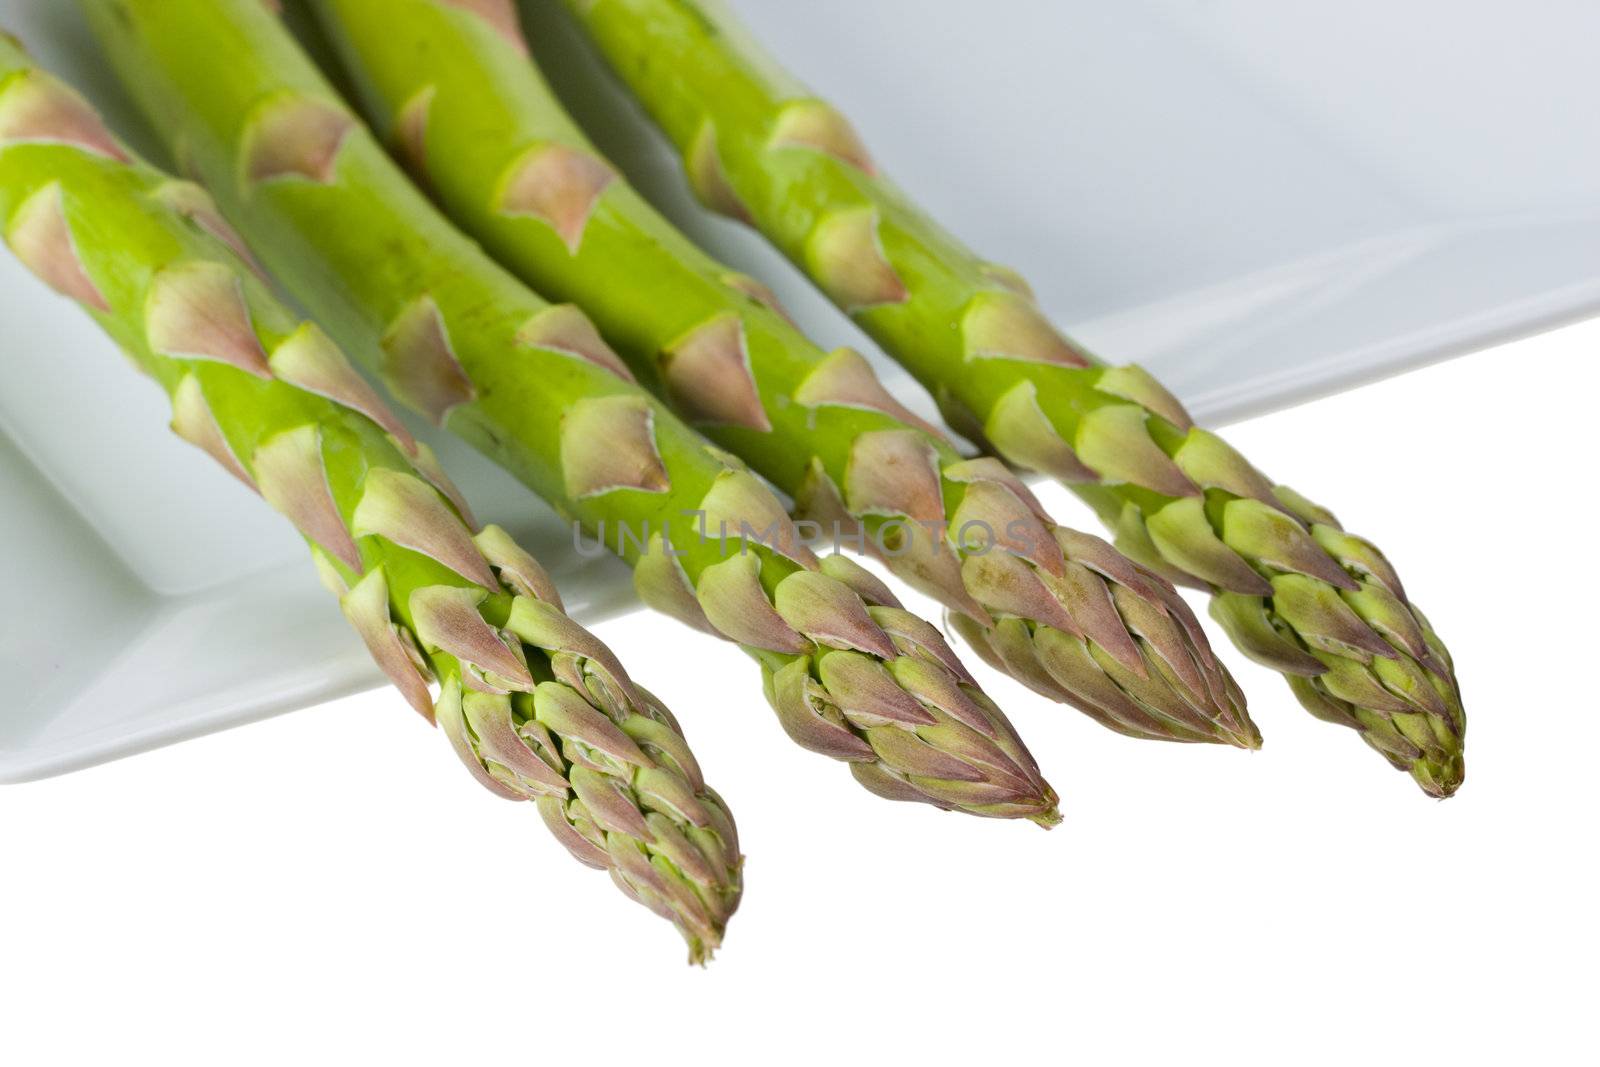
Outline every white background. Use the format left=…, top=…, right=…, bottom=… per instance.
left=4, top=317, right=1596, bottom=1064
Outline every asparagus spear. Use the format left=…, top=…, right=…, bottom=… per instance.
left=561, top=0, right=1466, bottom=797
left=0, top=33, right=741, bottom=959
left=80, top=0, right=1059, bottom=824
left=301, top=0, right=1256, bottom=749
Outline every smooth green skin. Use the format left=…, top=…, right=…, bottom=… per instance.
left=309, top=0, right=977, bottom=553
left=78, top=0, right=802, bottom=659
left=75, top=2, right=1069, bottom=832
left=78, top=0, right=1066, bottom=827
left=563, top=0, right=1466, bottom=794
left=559, top=0, right=1145, bottom=516
left=0, top=43, right=745, bottom=960
left=0, top=49, right=484, bottom=658
left=294, top=0, right=1273, bottom=754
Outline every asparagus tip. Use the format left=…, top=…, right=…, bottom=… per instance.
left=1030, top=805, right=1064, bottom=830
left=1413, top=757, right=1465, bottom=800
left=1227, top=719, right=1265, bottom=751
left=686, top=933, right=722, bottom=967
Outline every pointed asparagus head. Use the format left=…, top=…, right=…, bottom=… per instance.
left=626, top=459, right=1057, bottom=823
left=740, top=545, right=1060, bottom=824
left=384, top=517, right=745, bottom=958
left=944, top=458, right=1256, bottom=748
left=495, top=596, right=744, bottom=959
left=339, top=466, right=743, bottom=956
left=816, top=417, right=1255, bottom=747
left=985, top=352, right=1460, bottom=790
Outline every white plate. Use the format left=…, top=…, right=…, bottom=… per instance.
left=3, top=0, right=1597, bottom=781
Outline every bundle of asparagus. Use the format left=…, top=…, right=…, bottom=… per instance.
left=0, top=34, right=741, bottom=959
left=0, top=0, right=1469, bottom=967
left=562, top=0, right=1466, bottom=797
left=303, top=0, right=1257, bottom=749
left=80, top=0, right=1060, bottom=824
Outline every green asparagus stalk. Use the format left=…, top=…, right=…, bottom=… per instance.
left=562, top=0, right=1466, bottom=796
left=302, top=0, right=1256, bottom=749
left=80, top=0, right=1059, bottom=824
left=0, top=33, right=741, bottom=959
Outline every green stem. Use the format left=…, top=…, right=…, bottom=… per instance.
left=0, top=31, right=742, bottom=959
left=80, top=0, right=1060, bottom=823
left=563, top=0, right=1465, bottom=797
left=305, top=0, right=1256, bottom=749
